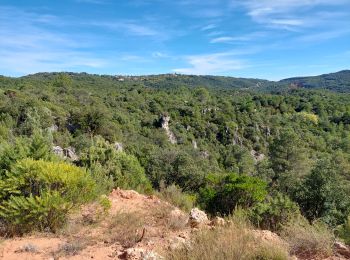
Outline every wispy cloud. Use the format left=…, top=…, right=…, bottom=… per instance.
left=0, top=6, right=106, bottom=75
left=210, top=32, right=267, bottom=43
left=173, top=52, right=248, bottom=75
left=233, top=0, right=348, bottom=29
left=201, top=24, right=217, bottom=31
left=90, top=21, right=160, bottom=36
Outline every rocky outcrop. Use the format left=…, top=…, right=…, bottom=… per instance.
left=189, top=208, right=209, bottom=228
left=52, top=146, right=78, bottom=161
left=250, top=150, right=265, bottom=163
left=192, top=140, right=198, bottom=149
left=114, top=142, right=123, bottom=152
left=53, top=146, right=64, bottom=157
left=160, top=115, right=177, bottom=144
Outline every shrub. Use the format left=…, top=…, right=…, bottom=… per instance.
left=199, top=173, right=267, bottom=215
left=0, top=159, right=97, bottom=235
left=80, top=136, right=153, bottom=194
left=280, top=217, right=334, bottom=258
left=0, top=192, right=70, bottom=234
left=157, top=182, right=195, bottom=212
left=249, top=193, right=300, bottom=231
left=336, top=215, right=350, bottom=245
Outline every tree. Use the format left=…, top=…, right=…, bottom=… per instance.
left=199, top=173, right=267, bottom=215
left=294, top=158, right=350, bottom=226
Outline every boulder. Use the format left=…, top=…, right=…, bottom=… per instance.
left=125, top=248, right=163, bottom=260
left=189, top=208, right=209, bottom=228
left=52, top=146, right=64, bottom=157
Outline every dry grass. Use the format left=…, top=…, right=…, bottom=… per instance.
left=157, top=184, right=194, bottom=212
left=167, top=216, right=289, bottom=260
left=280, top=217, right=334, bottom=259
left=106, top=211, right=145, bottom=248
left=167, top=212, right=189, bottom=231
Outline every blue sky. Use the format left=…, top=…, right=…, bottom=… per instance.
left=0, top=0, right=349, bottom=80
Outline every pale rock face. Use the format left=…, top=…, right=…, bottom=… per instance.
left=114, top=142, right=123, bottom=152
left=161, top=115, right=177, bottom=144
left=52, top=146, right=78, bottom=161
left=52, top=146, right=64, bottom=157
left=189, top=208, right=209, bottom=228
left=192, top=140, right=198, bottom=149
left=250, top=150, right=265, bottom=163
left=64, top=147, right=78, bottom=161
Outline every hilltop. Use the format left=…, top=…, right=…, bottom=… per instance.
left=1, top=70, right=350, bottom=93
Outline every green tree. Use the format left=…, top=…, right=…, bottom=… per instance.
left=199, top=173, right=267, bottom=215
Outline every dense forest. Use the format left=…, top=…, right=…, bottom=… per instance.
left=1, top=71, right=350, bottom=243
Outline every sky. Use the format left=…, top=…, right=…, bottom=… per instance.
left=0, top=0, right=349, bottom=80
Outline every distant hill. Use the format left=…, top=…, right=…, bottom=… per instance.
left=1, top=70, right=350, bottom=93
left=279, top=70, right=350, bottom=92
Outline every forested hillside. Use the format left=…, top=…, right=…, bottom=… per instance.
left=1, top=71, right=350, bottom=247
left=280, top=70, right=350, bottom=92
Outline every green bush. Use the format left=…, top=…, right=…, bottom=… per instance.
left=249, top=193, right=300, bottom=231
left=80, top=136, right=152, bottom=194
left=199, top=173, right=267, bottom=215
left=0, top=159, right=97, bottom=235
left=337, top=215, right=350, bottom=245
left=0, top=192, right=70, bottom=234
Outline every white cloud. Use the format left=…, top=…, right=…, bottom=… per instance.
left=90, top=21, right=159, bottom=36
left=233, top=0, right=348, bottom=29
left=173, top=52, right=247, bottom=75
left=210, top=32, right=267, bottom=43
left=201, top=24, right=217, bottom=31
left=210, top=37, right=235, bottom=43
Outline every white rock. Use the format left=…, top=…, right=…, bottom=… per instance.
left=189, top=208, right=209, bottom=228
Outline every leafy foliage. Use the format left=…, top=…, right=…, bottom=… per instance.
left=199, top=173, right=267, bottom=215
left=1, top=71, right=350, bottom=235
left=0, top=159, right=97, bottom=235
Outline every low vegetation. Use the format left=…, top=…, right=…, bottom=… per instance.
left=1, top=72, right=350, bottom=258
left=280, top=217, right=334, bottom=258
left=167, top=216, right=289, bottom=260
